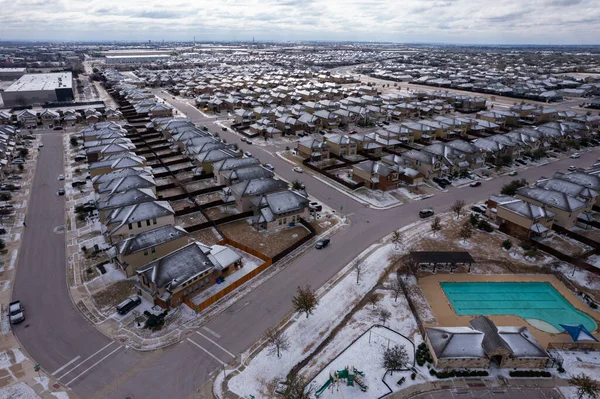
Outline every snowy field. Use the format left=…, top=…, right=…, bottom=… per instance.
left=352, top=187, right=403, bottom=208
left=309, top=326, right=414, bottom=399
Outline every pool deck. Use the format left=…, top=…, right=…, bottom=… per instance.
left=419, top=274, right=600, bottom=349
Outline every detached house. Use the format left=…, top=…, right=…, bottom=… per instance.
left=137, top=242, right=242, bottom=308
left=103, top=201, right=175, bottom=244
left=97, top=188, right=157, bottom=223
left=252, top=190, right=310, bottom=231
left=515, top=187, right=588, bottom=228
left=325, top=134, right=357, bottom=157
left=352, top=160, right=399, bottom=191
left=496, top=199, right=555, bottom=240
left=402, top=150, right=443, bottom=179
left=226, top=178, right=289, bottom=212
left=112, top=225, right=189, bottom=277
left=296, top=138, right=329, bottom=161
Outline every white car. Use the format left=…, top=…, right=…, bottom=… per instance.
left=264, top=163, right=274, bottom=170
left=244, top=151, right=252, bottom=158
left=293, top=167, right=303, bottom=173
left=568, top=165, right=577, bottom=171
left=58, top=174, right=65, bottom=180
left=570, top=153, right=580, bottom=159
left=38, top=143, right=44, bottom=148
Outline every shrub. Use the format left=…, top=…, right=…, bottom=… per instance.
left=520, top=242, right=532, bottom=251
left=524, top=249, right=538, bottom=259
left=417, top=358, right=425, bottom=367
left=0, top=192, right=11, bottom=201
left=509, top=370, right=551, bottom=378
left=429, top=369, right=437, bottom=376
left=502, top=239, right=512, bottom=250
left=557, top=367, right=565, bottom=373
left=591, top=303, right=598, bottom=309
left=411, top=372, right=416, bottom=380
left=470, top=213, right=479, bottom=226
left=477, top=219, right=493, bottom=232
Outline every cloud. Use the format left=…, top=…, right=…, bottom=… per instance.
left=132, top=10, right=189, bottom=19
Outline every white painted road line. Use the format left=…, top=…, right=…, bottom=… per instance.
left=196, top=331, right=235, bottom=358
left=65, top=346, right=123, bottom=387
left=187, top=338, right=226, bottom=366
left=57, top=341, right=115, bottom=380
left=51, top=356, right=81, bottom=376
left=201, top=326, right=221, bottom=339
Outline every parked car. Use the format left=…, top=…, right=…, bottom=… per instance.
left=309, top=202, right=322, bottom=212
left=8, top=175, right=22, bottom=180
left=350, top=130, right=357, bottom=134
left=53, top=126, right=63, bottom=130
left=568, top=165, right=577, bottom=171
left=432, top=177, right=448, bottom=188
left=246, top=140, right=252, bottom=145
left=116, top=296, right=141, bottom=315
left=58, top=174, right=65, bottom=180
left=315, top=238, right=330, bottom=249
left=515, top=159, right=527, bottom=166
left=57, top=188, right=65, bottom=195
left=72, top=180, right=86, bottom=187
left=240, top=136, right=247, bottom=142
left=0, top=226, right=6, bottom=235
left=9, top=301, right=25, bottom=324
left=244, top=151, right=252, bottom=158
left=0, top=184, right=20, bottom=191
left=264, top=163, right=275, bottom=171
left=293, top=167, right=303, bottom=173
left=419, top=209, right=434, bottom=218
left=74, top=155, right=87, bottom=162
left=508, top=171, right=518, bottom=176
left=471, top=204, right=487, bottom=214
left=570, top=152, right=581, bottom=159
left=221, top=127, right=227, bottom=131
left=470, top=181, right=481, bottom=187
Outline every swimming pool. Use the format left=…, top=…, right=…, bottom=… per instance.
left=441, top=282, right=597, bottom=333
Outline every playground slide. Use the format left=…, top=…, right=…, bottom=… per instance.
left=315, top=376, right=333, bottom=397
left=354, top=375, right=368, bottom=392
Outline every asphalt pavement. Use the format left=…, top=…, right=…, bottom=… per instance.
left=10, top=102, right=600, bottom=398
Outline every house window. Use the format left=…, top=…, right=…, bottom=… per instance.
left=151, top=246, right=156, bottom=254
left=205, top=277, right=210, bottom=284
left=153, top=218, right=157, bottom=225
left=146, top=220, right=151, bottom=226
left=194, top=283, right=199, bottom=291
left=143, top=249, right=148, bottom=256
left=137, top=221, right=142, bottom=228
left=128, top=223, right=133, bottom=230
left=184, top=289, right=188, bottom=297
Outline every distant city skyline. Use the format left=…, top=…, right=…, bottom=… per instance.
left=0, top=0, right=599, bottom=45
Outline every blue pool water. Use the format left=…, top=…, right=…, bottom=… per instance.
left=440, top=282, right=597, bottom=332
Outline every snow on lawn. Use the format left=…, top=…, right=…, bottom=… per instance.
left=84, top=262, right=127, bottom=291
left=558, top=350, right=600, bottom=380
left=34, top=376, right=49, bottom=391
left=0, top=382, right=41, bottom=399
left=352, top=188, right=402, bottom=208
left=0, top=348, right=27, bottom=369
left=309, top=326, right=413, bottom=399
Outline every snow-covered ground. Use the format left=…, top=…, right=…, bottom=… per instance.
left=558, top=350, right=600, bottom=380
left=352, top=187, right=403, bottom=208
left=0, top=382, right=40, bottom=399
left=226, top=218, right=435, bottom=398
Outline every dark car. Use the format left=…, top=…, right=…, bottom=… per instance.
left=53, top=126, right=64, bottom=130
left=116, top=296, right=141, bottom=315
left=419, top=209, right=434, bottom=218
left=221, top=127, right=227, bottom=131
left=470, top=181, right=481, bottom=187
left=432, top=178, right=447, bottom=188
left=57, top=188, right=65, bottom=195
left=315, top=238, right=330, bottom=249
left=515, top=159, right=527, bottom=166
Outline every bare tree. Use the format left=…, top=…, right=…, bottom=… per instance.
left=430, top=216, right=442, bottom=236
left=368, top=292, right=381, bottom=309
left=382, top=345, right=409, bottom=375
left=459, top=220, right=473, bottom=244
left=282, top=373, right=313, bottom=399
left=390, top=279, right=403, bottom=302
left=569, top=373, right=600, bottom=399
left=264, top=327, right=290, bottom=358
left=292, top=285, right=319, bottom=318
left=353, top=259, right=362, bottom=284
left=390, top=230, right=404, bottom=250
left=379, top=308, right=392, bottom=325
left=450, top=199, right=466, bottom=220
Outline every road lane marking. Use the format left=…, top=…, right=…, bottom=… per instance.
left=196, top=331, right=235, bottom=358
left=187, top=338, right=226, bottom=366
left=52, top=356, right=81, bottom=376
left=65, top=345, right=122, bottom=386
left=57, top=341, right=115, bottom=379
left=201, top=326, right=221, bottom=339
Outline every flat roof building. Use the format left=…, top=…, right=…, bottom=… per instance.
left=0, top=67, right=27, bottom=81
left=105, top=55, right=171, bottom=64
left=1, top=72, right=73, bottom=107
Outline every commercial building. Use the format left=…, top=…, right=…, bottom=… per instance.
left=1, top=72, right=73, bottom=107
left=0, top=67, right=27, bottom=81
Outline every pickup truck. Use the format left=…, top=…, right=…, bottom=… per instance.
left=9, top=301, right=25, bottom=324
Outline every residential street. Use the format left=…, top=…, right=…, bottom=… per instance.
left=10, top=109, right=600, bottom=398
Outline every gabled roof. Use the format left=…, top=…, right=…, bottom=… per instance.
left=222, top=166, right=274, bottom=183
left=97, top=174, right=155, bottom=195
left=254, top=190, right=309, bottom=223
left=354, top=160, right=397, bottom=177
left=213, top=157, right=261, bottom=173
left=97, top=188, right=156, bottom=211
left=499, top=199, right=556, bottom=220
left=516, top=187, right=587, bottom=212
left=536, top=178, right=599, bottom=201
left=106, top=201, right=174, bottom=235
left=117, top=225, right=188, bottom=256
left=229, top=178, right=288, bottom=198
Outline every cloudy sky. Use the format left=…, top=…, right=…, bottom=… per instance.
left=0, top=0, right=599, bottom=44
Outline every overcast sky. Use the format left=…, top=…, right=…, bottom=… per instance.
left=0, top=0, right=599, bottom=44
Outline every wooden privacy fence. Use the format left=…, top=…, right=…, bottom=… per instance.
left=184, top=238, right=272, bottom=313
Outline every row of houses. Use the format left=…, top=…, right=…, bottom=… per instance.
left=0, top=107, right=122, bottom=127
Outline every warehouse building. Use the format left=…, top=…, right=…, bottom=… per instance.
left=1, top=72, right=73, bottom=107
left=0, top=68, right=27, bottom=81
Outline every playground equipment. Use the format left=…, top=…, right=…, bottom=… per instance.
left=315, top=366, right=368, bottom=397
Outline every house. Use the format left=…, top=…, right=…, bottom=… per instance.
left=112, top=225, right=189, bottom=277
left=445, top=140, right=486, bottom=170
left=16, top=109, right=38, bottom=126
left=97, top=188, right=157, bottom=222
left=195, top=148, right=242, bottom=174
left=296, top=138, right=329, bottom=161
left=137, top=242, right=242, bottom=308
left=252, top=190, right=310, bottom=231
left=88, top=153, right=147, bottom=176
left=536, top=178, right=600, bottom=207
left=103, top=201, right=175, bottom=244
left=219, top=166, right=274, bottom=186
left=352, top=160, right=399, bottom=191
left=425, top=316, right=549, bottom=370
left=39, top=109, right=60, bottom=125
left=515, top=187, right=588, bottom=228
left=96, top=174, right=156, bottom=197
left=86, top=142, right=136, bottom=162
left=325, top=134, right=357, bottom=157
left=226, top=178, right=289, bottom=212
left=276, top=114, right=304, bottom=135
left=91, top=167, right=153, bottom=189
left=402, top=150, right=443, bottom=178
left=496, top=199, right=555, bottom=240
left=213, top=157, right=261, bottom=185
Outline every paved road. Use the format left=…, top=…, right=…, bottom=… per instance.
left=410, top=387, right=562, bottom=399
left=11, top=102, right=600, bottom=398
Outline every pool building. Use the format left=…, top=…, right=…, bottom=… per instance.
left=425, top=316, right=550, bottom=370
